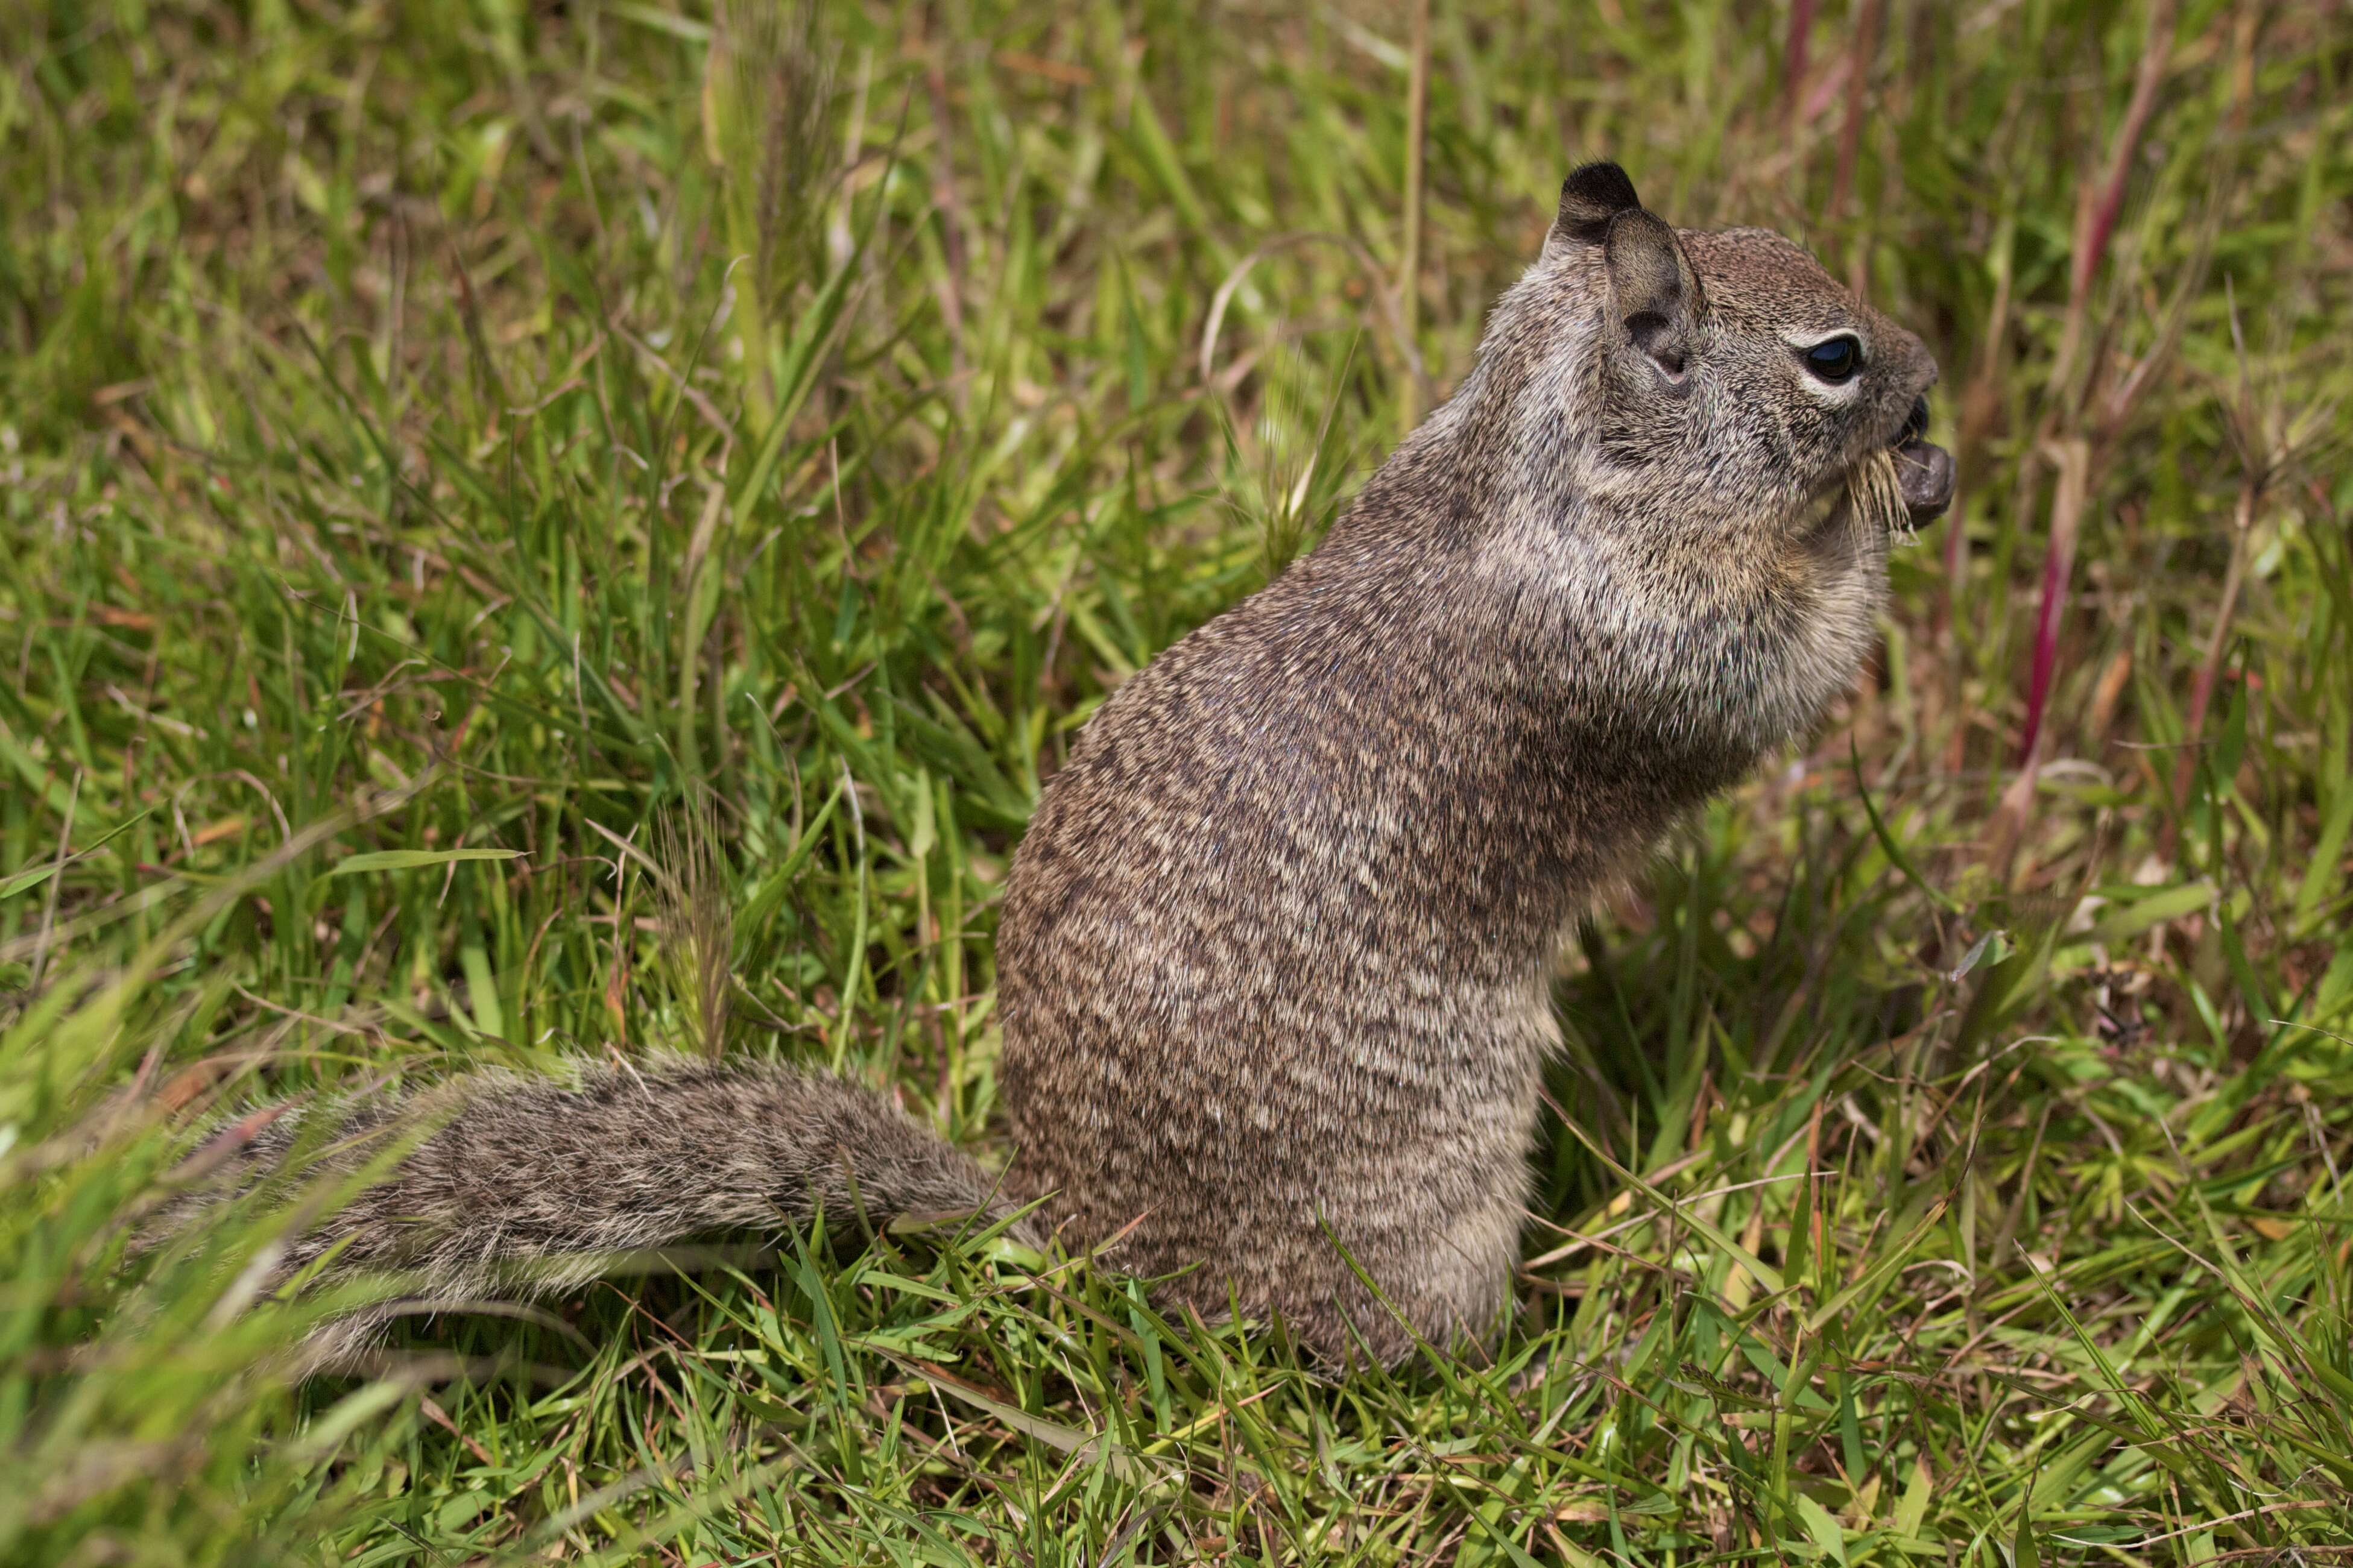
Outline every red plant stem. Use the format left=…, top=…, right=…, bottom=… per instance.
left=1398, top=0, right=1431, bottom=428
left=2049, top=0, right=2176, bottom=396
left=1828, top=0, right=1883, bottom=224
left=2074, top=0, right=2176, bottom=302
left=2017, top=551, right=2070, bottom=767
left=2012, top=2, right=2176, bottom=776
left=2015, top=439, right=2089, bottom=767
left=1784, top=0, right=1817, bottom=136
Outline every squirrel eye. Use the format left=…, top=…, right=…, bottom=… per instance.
left=1801, top=335, right=1863, bottom=383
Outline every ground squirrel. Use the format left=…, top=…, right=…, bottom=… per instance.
left=171, top=163, right=1953, bottom=1371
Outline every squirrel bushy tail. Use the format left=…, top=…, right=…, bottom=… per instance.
left=169, top=1060, right=1015, bottom=1368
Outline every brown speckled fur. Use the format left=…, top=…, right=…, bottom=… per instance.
left=169, top=165, right=1948, bottom=1371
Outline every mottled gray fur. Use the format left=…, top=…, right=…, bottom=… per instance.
left=165, top=165, right=1953, bottom=1371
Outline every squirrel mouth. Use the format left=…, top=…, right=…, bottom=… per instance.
left=1890, top=396, right=1954, bottom=524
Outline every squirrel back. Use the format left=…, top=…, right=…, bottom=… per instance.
left=168, top=163, right=1952, bottom=1371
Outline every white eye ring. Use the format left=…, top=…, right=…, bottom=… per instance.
left=1782, top=329, right=1869, bottom=399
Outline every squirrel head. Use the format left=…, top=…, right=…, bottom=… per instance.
left=1469, top=162, right=1953, bottom=542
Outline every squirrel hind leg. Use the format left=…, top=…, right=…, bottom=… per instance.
left=1306, top=1195, right=1525, bottom=1370
left=1262, top=1270, right=1514, bottom=1374
left=1160, top=1233, right=1518, bottom=1373
left=1318, top=1182, right=1524, bottom=1370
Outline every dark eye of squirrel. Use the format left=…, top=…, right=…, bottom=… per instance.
left=1801, top=335, right=1863, bottom=383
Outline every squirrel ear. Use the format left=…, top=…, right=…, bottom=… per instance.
left=1600, top=208, right=1705, bottom=392
left=1543, top=161, right=1641, bottom=258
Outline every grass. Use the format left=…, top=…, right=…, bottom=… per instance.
left=3, top=0, right=2351, bottom=1561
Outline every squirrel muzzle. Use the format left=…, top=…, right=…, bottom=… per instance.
left=1891, top=397, right=1954, bottom=524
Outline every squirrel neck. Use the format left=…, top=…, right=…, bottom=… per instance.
left=1173, top=424, right=1780, bottom=977
left=1304, top=379, right=1818, bottom=785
